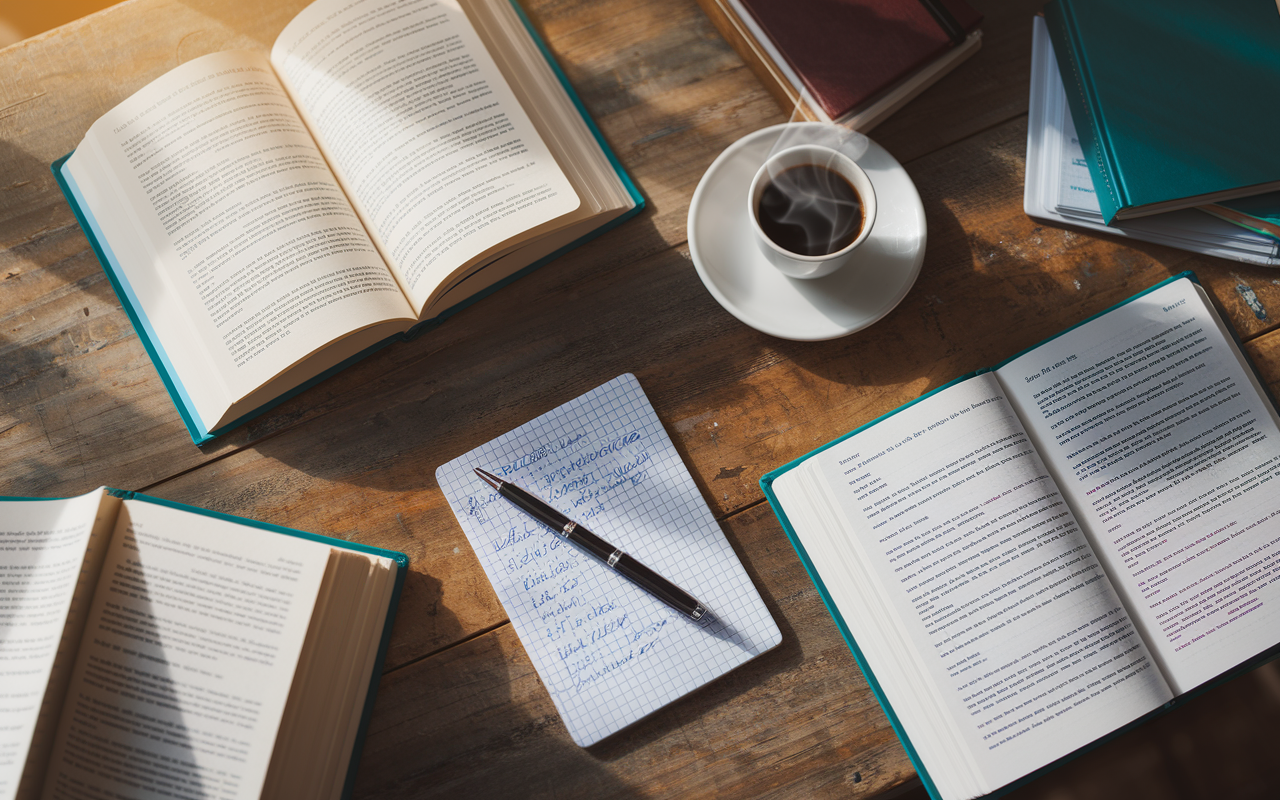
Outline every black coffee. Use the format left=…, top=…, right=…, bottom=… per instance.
left=756, top=163, right=863, bottom=256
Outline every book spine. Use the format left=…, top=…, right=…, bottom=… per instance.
left=51, top=154, right=214, bottom=445
left=1043, top=1, right=1125, bottom=225
left=918, top=0, right=966, bottom=44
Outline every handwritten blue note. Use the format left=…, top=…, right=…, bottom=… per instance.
left=436, top=373, right=781, bottom=746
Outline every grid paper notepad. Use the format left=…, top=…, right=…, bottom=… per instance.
left=436, top=373, right=781, bottom=746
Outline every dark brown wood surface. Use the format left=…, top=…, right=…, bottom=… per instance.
left=3, top=0, right=1280, bottom=798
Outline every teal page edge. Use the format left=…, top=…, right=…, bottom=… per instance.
left=52, top=153, right=212, bottom=442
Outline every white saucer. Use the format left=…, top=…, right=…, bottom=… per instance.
left=688, top=123, right=926, bottom=341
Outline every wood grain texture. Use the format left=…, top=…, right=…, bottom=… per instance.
left=351, top=503, right=913, bottom=800
left=5, top=0, right=1280, bottom=798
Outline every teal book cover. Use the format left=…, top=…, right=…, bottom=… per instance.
left=1043, top=0, right=1280, bottom=225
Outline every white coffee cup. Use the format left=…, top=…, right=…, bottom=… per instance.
left=747, top=144, right=876, bottom=279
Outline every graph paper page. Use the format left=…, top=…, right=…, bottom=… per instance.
left=437, top=373, right=781, bottom=746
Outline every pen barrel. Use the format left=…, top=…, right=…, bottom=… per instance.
left=500, top=483, right=571, bottom=532
left=561, top=522, right=618, bottom=562
left=610, top=553, right=703, bottom=618
left=494, top=479, right=706, bottom=620
left=565, top=522, right=703, bottom=618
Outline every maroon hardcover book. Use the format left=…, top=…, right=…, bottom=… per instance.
left=738, top=0, right=983, bottom=120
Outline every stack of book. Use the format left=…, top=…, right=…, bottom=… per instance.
left=696, top=0, right=983, bottom=131
left=1025, top=0, right=1280, bottom=266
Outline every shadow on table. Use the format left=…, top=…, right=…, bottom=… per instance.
left=0, top=139, right=185, bottom=498
left=892, top=660, right=1280, bottom=800
left=763, top=145, right=1077, bottom=397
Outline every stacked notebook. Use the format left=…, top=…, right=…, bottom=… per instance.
left=1042, top=0, right=1280, bottom=225
left=1024, top=16, right=1280, bottom=266
left=1028, top=0, right=1280, bottom=264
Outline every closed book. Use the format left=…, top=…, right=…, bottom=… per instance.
left=696, top=0, right=982, bottom=130
left=1044, top=0, right=1280, bottom=224
left=1201, top=192, right=1280, bottom=242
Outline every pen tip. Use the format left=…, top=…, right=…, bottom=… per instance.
left=473, top=468, right=502, bottom=490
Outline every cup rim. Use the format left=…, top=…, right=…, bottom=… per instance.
left=747, top=144, right=877, bottom=263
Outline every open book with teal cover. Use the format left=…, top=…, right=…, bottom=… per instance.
left=0, top=488, right=408, bottom=800
left=53, top=0, right=643, bottom=444
left=762, top=273, right=1280, bottom=799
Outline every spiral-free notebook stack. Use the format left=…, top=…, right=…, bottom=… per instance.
left=1043, top=0, right=1280, bottom=224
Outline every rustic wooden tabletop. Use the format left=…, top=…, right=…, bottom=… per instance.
left=3, top=0, right=1279, bottom=797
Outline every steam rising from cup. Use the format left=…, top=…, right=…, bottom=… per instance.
left=757, top=156, right=864, bottom=256
left=748, top=138, right=877, bottom=280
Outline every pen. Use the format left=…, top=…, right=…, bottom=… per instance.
left=473, top=468, right=710, bottom=621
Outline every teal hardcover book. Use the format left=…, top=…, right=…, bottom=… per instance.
left=1202, top=191, right=1280, bottom=242
left=0, top=487, right=408, bottom=800
left=762, top=274, right=1280, bottom=799
left=53, top=0, right=643, bottom=445
left=1043, top=0, right=1280, bottom=225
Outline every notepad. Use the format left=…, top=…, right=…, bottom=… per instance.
left=436, top=373, right=781, bottom=746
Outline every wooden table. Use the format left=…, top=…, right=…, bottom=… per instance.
left=4, top=1, right=1280, bottom=798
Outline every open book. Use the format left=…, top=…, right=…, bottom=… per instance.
left=54, top=0, right=642, bottom=443
left=0, top=489, right=406, bottom=800
left=763, top=274, right=1280, bottom=800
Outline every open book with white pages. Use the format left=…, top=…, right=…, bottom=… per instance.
left=0, top=488, right=406, bottom=800
left=55, top=0, right=642, bottom=443
left=1024, top=17, right=1279, bottom=267
left=764, top=274, right=1280, bottom=800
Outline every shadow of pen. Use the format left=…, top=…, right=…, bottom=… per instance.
left=688, top=610, right=763, bottom=653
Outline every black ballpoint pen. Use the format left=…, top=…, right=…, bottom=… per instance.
left=473, top=468, right=710, bottom=621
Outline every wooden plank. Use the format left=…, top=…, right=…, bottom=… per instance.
left=870, top=0, right=1050, bottom=163
left=351, top=502, right=916, bottom=800
left=7, top=1, right=1280, bottom=796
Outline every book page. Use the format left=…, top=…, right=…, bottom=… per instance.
left=999, top=277, right=1280, bottom=693
left=436, top=374, right=781, bottom=747
left=41, top=499, right=331, bottom=800
left=773, top=375, right=1172, bottom=798
left=65, top=50, right=417, bottom=426
left=271, top=0, right=580, bottom=315
left=0, top=491, right=113, bottom=800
